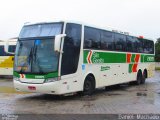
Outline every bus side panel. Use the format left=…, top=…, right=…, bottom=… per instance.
left=0, top=56, right=14, bottom=76
left=84, top=63, right=136, bottom=88
left=83, top=50, right=155, bottom=88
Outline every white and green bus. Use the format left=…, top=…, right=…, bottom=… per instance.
left=7, top=21, right=155, bottom=95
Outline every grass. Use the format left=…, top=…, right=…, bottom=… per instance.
left=155, top=67, right=160, bottom=70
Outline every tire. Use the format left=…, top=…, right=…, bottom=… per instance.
left=83, top=76, right=95, bottom=95
left=141, top=71, right=147, bottom=84
left=136, top=71, right=142, bottom=85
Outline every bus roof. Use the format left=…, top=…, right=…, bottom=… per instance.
left=0, top=40, right=5, bottom=42
left=8, top=38, right=17, bottom=42
left=22, top=20, right=154, bottom=41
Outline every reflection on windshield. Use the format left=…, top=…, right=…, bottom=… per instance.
left=19, top=23, right=62, bottom=38
left=14, top=39, right=59, bottom=74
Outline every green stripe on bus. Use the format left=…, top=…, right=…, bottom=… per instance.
left=13, top=71, right=20, bottom=78
left=141, top=54, right=144, bottom=62
left=46, top=72, right=58, bottom=78
left=13, top=71, right=58, bottom=79
left=84, top=50, right=154, bottom=64
left=129, top=64, right=133, bottom=73
left=84, top=51, right=88, bottom=63
left=142, top=55, right=155, bottom=62
left=84, top=50, right=126, bottom=63
left=131, top=54, right=136, bottom=62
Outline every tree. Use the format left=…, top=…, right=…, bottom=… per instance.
left=155, top=38, right=160, bottom=62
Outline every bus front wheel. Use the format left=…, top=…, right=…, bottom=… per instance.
left=83, top=76, right=95, bottom=95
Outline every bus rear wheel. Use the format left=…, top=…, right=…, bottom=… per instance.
left=141, top=70, right=147, bottom=84
left=136, top=71, right=143, bottom=85
left=83, top=76, right=95, bottom=96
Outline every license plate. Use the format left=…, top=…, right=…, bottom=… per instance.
left=28, top=86, right=36, bottom=90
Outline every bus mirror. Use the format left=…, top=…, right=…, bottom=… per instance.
left=4, top=40, right=15, bottom=55
left=54, top=34, right=66, bottom=53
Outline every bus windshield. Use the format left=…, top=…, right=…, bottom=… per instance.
left=14, top=22, right=63, bottom=74
left=19, top=23, right=62, bottom=38
left=14, top=39, right=59, bottom=74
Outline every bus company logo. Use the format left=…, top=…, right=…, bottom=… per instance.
left=20, top=74, right=25, bottom=79
left=87, top=51, right=104, bottom=64
left=87, top=50, right=93, bottom=64
left=147, top=56, right=154, bottom=62
left=35, top=76, right=44, bottom=79
left=101, top=66, right=110, bottom=71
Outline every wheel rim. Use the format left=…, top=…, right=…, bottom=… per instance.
left=137, top=73, right=142, bottom=85
left=138, top=76, right=141, bottom=84
left=141, top=72, right=146, bottom=84
left=84, top=81, right=91, bottom=91
left=143, top=72, right=146, bottom=79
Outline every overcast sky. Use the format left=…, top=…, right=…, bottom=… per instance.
left=0, top=0, right=159, bottom=41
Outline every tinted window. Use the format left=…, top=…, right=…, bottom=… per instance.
left=126, top=36, right=141, bottom=52
left=19, top=23, right=63, bottom=38
left=143, top=39, right=154, bottom=54
left=148, top=40, right=154, bottom=54
left=126, top=36, right=134, bottom=52
left=61, top=23, right=81, bottom=75
left=8, top=45, right=16, bottom=53
left=83, top=26, right=154, bottom=54
left=0, top=46, right=4, bottom=56
left=84, top=27, right=101, bottom=49
left=114, top=33, right=126, bottom=51
left=0, top=45, right=15, bottom=56
left=134, top=38, right=143, bottom=53
left=101, top=30, right=114, bottom=50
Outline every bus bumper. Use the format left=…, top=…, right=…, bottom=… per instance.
left=14, top=80, right=64, bottom=95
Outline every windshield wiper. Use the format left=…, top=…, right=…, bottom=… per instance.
left=28, top=48, right=33, bottom=64
left=33, top=46, right=45, bottom=74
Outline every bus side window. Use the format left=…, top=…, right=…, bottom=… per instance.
left=135, top=38, right=143, bottom=53
left=61, top=23, right=81, bottom=75
left=84, top=27, right=101, bottom=49
left=149, top=41, right=154, bottom=54
left=8, top=45, right=16, bottom=53
left=114, top=33, right=126, bottom=52
left=126, top=36, right=141, bottom=53
left=0, top=45, right=4, bottom=56
left=143, top=40, right=154, bottom=54
left=0, top=45, right=11, bottom=56
left=126, top=36, right=133, bottom=52
left=101, top=30, right=114, bottom=51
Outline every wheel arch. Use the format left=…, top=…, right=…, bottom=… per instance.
left=83, top=72, right=96, bottom=89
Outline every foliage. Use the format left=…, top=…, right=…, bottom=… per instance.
left=155, top=38, right=160, bottom=62
left=155, top=67, right=160, bottom=70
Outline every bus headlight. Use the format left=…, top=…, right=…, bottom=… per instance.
left=45, top=78, right=58, bottom=83
left=14, top=76, right=20, bottom=81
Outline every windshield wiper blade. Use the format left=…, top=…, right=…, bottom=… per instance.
left=33, top=46, right=45, bottom=74
left=28, top=48, right=33, bottom=64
